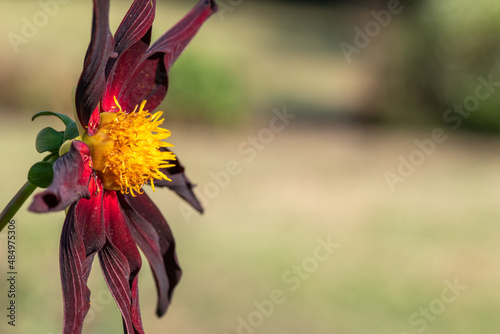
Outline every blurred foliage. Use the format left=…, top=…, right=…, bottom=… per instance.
left=367, top=0, right=500, bottom=132
left=164, top=53, right=248, bottom=125
left=413, top=0, right=500, bottom=133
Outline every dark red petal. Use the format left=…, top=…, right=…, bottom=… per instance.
left=29, top=141, right=92, bottom=213
left=152, top=148, right=203, bottom=213
left=146, top=0, right=217, bottom=70
left=78, top=178, right=106, bottom=256
left=99, top=191, right=144, bottom=334
left=102, top=0, right=156, bottom=112
left=109, top=50, right=168, bottom=114
left=118, top=193, right=172, bottom=316
left=75, top=0, right=114, bottom=129
left=60, top=204, right=97, bottom=334
left=87, top=107, right=101, bottom=136
left=102, top=34, right=152, bottom=112
left=122, top=192, right=182, bottom=315
left=117, top=0, right=217, bottom=112
left=111, top=0, right=155, bottom=58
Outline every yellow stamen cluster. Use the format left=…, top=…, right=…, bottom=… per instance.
left=83, top=99, right=175, bottom=196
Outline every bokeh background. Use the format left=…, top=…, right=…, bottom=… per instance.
left=1, top=0, right=500, bottom=333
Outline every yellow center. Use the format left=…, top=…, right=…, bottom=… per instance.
left=83, top=99, right=175, bottom=196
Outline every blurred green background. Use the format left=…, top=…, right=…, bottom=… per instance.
left=1, top=0, right=500, bottom=333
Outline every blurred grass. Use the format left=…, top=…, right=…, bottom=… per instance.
left=1, top=120, right=500, bottom=333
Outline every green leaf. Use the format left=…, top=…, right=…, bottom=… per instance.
left=28, top=162, right=54, bottom=188
left=32, top=111, right=73, bottom=126
left=64, top=121, right=79, bottom=140
left=43, top=152, right=59, bottom=163
left=36, top=127, right=64, bottom=153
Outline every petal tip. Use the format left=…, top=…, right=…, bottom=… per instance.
left=28, top=192, right=60, bottom=213
left=207, top=0, right=218, bottom=12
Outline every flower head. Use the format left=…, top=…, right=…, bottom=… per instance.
left=25, top=0, right=217, bottom=333
left=82, top=100, right=175, bottom=195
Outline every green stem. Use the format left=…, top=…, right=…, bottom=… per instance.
left=0, top=181, right=37, bottom=232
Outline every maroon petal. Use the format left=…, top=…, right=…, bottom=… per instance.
left=99, top=191, right=144, bottom=334
left=75, top=0, right=114, bottom=129
left=118, top=193, right=173, bottom=316
left=60, top=204, right=97, bottom=334
left=115, top=56, right=168, bottom=113
left=146, top=0, right=217, bottom=70
left=79, top=178, right=106, bottom=256
left=60, top=163, right=106, bottom=333
left=102, top=0, right=156, bottom=112
left=122, top=192, right=182, bottom=315
left=29, top=141, right=92, bottom=213
left=102, top=34, right=152, bottom=112
left=152, top=148, right=203, bottom=213
left=116, top=0, right=217, bottom=112
left=111, top=0, right=155, bottom=58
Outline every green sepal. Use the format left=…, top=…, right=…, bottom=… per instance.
left=36, top=127, right=64, bottom=153
left=32, top=111, right=74, bottom=126
left=64, top=121, right=79, bottom=140
left=28, top=161, right=54, bottom=188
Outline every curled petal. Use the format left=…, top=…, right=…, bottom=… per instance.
left=78, top=177, right=106, bottom=256
left=100, top=191, right=144, bottom=334
left=103, top=0, right=156, bottom=111
left=102, top=34, right=152, bottom=112
left=146, top=0, right=218, bottom=70
left=122, top=192, right=182, bottom=316
left=60, top=204, right=96, bottom=334
left=111, top=43, right=167, bottom=113
left=111, top=0, right=155, bottom=58
left=117, top=0, right=218, bottom=112
left=119, top=193, right=172, bottom=316
left=75, top=0, right=114, bottom=130
left=152, top=148, right=203, bottom=213
left=29, top=141, right=92, bottom=213
left=59, top=160, right=105, bottom=333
